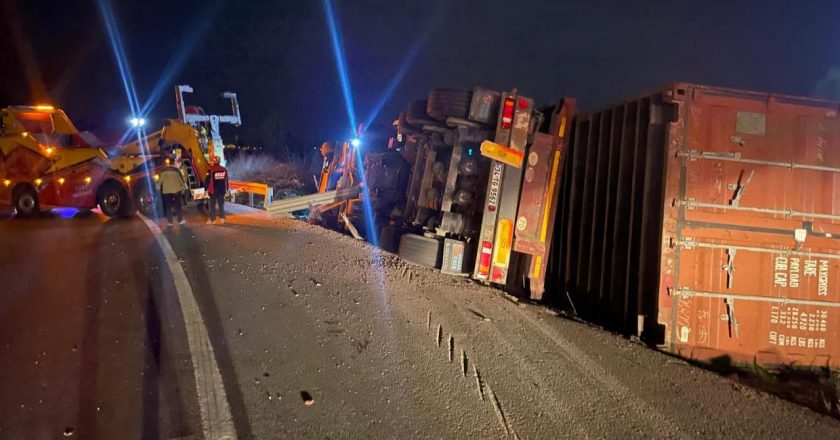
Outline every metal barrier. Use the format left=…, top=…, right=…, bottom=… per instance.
left=266, top=187, right=361, bottom=216
left=229, top=181, right=273, bottom=209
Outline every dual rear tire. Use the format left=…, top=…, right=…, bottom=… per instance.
left=133, top=181, right=162, bottom=218
left=98, top=181, right=135, bottom=218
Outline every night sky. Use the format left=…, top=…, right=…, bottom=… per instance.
left=3, top=0, right=840, bottom=154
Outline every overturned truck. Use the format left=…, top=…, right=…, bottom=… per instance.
left=384, top=88, right=575, bottom=299
left=272, top=82, right=840, bottom=368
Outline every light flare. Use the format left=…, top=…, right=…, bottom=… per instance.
left=323, top=0, right=358, bottom=133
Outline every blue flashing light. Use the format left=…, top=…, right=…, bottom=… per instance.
left=350, top=138, right=361, bottom=148
left=323, top=0, right=357, bottom=133
left=53, top=208, right=79, bottom=219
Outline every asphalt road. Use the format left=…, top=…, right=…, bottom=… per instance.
left=0, top=209, right=201, bottom=439
left=2, top=204, right=840, bottom=439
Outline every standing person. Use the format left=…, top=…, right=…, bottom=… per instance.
left=205, top=155, right=229, bottom=224
left=159, top=156, right=187, bottom=226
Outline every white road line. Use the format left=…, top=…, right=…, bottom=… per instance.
left=140, top=215, right=237, bottom=440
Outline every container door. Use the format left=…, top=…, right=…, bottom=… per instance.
left=668, top=86, right=840, bottom=367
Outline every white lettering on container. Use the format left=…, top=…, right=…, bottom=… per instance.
left=789, top=258, right=800, bottom=288
left=818, top=260, right=830, bottom=296
left=768, top=307, right=829, bottom=350
left=804, top=259, right=818, bottom=277
left=774, top=256, right=788, bottom=288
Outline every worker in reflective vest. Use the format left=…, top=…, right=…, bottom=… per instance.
left=159, top=156, right=188, bottom=226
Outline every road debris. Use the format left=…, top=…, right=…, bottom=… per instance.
left=301, top=391, right=314, bottom=406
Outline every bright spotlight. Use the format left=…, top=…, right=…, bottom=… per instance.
left=350, top=138, right=361, bottom=148
left=129, top=117, right=146, bottom=128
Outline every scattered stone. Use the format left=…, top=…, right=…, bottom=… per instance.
left=63, top=427, right=74, bottom=437
left=238, top=329, right=245, bottom=336
left=301, top=391, right=314, bottom=406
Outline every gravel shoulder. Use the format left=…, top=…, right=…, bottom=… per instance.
left=166, top=204, right=840, bottom=439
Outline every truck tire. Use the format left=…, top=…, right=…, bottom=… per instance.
left=427, top=88, right=472, bottom=122
left=12, top=185, right=39, bottom=218
left=134, top=181, right=161, bottom=218
left=397, top=111, right=419, bottom=134
left=398, top=233, right=443, bottom=269
left=98, top=181, right=132, bottom=218
left=405, top=100, right=441, bottom=128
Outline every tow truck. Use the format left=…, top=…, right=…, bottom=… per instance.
left=111, top=85, right=268, bottom=216
left=1, top=85, right=265, bottom=219
left=0, top=105, right=139, bottom=217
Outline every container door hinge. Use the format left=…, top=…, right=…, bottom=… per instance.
left=729, top=169, right=755, bottom=207
left=722, top=248, right=737, bottom=289
left=725, top=297, right=740, bottom=340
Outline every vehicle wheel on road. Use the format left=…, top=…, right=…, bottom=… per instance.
left=98, top=182, right=133, bottom=218
left=12, top=185, right=40, bottom=218
left=133, top=181, right=161, bottom=218
left=398, top=233, right=443, bottom=269
left=427, top=88, right=472, bottom=122
left=405, top=100, right=442, bottom=128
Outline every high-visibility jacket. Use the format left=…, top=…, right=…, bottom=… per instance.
left=158, top=166, right=186, bottom=195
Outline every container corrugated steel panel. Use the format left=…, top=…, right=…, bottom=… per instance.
left=548, top=83, right=840, bottom=367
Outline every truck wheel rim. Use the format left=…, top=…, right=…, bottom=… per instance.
left=105, top=193, right=120, bottom=210
left=18, top=195, right=35, bottom=212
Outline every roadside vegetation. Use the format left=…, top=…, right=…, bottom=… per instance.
left=227, top=153, right=320, bottom=199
